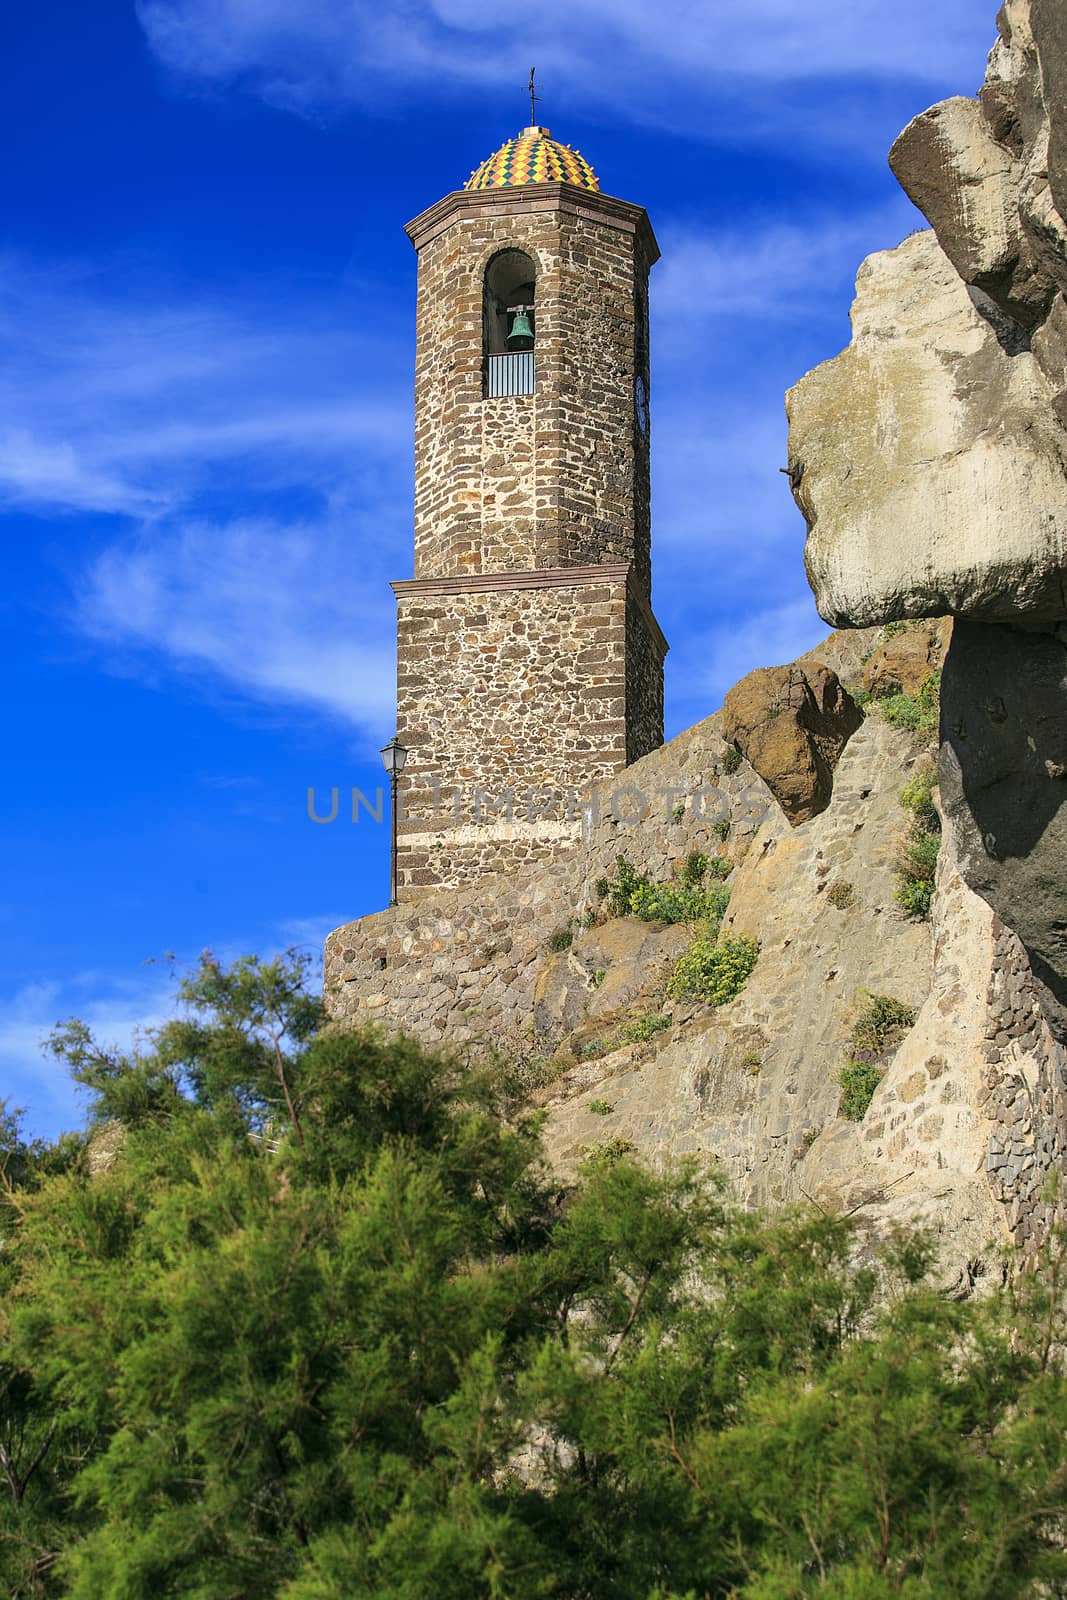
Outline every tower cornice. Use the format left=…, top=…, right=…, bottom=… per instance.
left=405, top=182, right=660, bottom=263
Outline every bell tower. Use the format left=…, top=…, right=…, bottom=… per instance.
left=393, top=125, right=666, bottom=895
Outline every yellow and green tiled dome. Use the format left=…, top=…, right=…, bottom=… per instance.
left=465, top=127, right=599, bottom=192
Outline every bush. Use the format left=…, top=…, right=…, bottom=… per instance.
left=900, top=762, right=939, bottom=831
left=836, top=1059, right=884, bottom=1121
left=826, top=880, right=855, bottom=910
left=588, top=1099, right=614, bottom=1116
left=546, top=926, right=574, bottom=953
left=604, top=856, right=731, bottom=927
left=667, top=934, right=760, bottom=1006
left=895, top=759, right=941, bottom=920
left=619, top=1012, right=672, bottom=1045
left=836, top=993, right=917, bottom=1120
left=873, top=671, right=941, bottom=736
left=895, top=833, right=940, bottom=919
left=722, top=745, right=743, bottom=776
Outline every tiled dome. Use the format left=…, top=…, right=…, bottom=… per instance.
left=465, top=127, right=599, bottom=192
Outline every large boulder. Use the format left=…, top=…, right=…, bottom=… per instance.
left=722, top=661, right=863, bottom=825
left=786, top=0, right=1067, bottom=1012
left=786, top=230, right=1067, bottom=627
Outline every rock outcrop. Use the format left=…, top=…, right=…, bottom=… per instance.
left=721, top=661, right=862, bottom=825
left=786, top=0, right=1067, bottom=1019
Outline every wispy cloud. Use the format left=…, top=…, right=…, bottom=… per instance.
left=654, top=203, right=924, bottom=329
left=0, top=969, right=177, bottom=1140
left=79, top=517, right=397, bottom=732
left=135, top=0, right=995, bottom=139
left=0, top=255, right=408, bottom=740
left=0, top=259, right=409, bottom=519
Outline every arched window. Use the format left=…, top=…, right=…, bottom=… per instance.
left=483, top=249, right=536, bottom=397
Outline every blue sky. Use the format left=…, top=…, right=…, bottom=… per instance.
left=3, top=0, right=996, bottom=1138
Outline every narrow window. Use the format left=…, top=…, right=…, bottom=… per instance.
left=483, top=249, right=536, bottom=398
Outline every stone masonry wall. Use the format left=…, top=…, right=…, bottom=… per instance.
left=394, top=574, right=629, bottom=893
left=981, top=915, right=1067, bottom=1251
left=326, top=710, right=772, bottom=1038
left=625, top=588, right=665, bottom=765
left=409, top=189, right=655, bottom=594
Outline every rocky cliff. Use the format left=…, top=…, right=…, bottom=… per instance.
left=327, top=0, right=1067, bottom=1279
left=787, top=0, right=1067, bottom=1026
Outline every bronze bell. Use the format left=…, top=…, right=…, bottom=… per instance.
left=507, top=307, right=534, bottom=350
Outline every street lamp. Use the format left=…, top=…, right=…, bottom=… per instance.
left=380, top=736, right=409, bottom=908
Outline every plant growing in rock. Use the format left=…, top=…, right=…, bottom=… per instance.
left=826, top=880, right=855, bottom=910
left=836, top=992, right=917, bottom=1120
left=667, top=934, right=760, bottom=1007
left=602, top=855, right=731, bottom=927
left=872, top=670, right=941, bottom=736
left=895, top=760, right=942, bottom=920
left=588, top=1099, right=614, bottom=1116
left=619, top=1012, right=672, bottom=1045
left=722, top=745, right=743, bottom=775
left=545, top=925, right=574, bottom=953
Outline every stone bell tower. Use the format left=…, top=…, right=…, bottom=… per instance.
left=393, top=125, right=666, bottom=895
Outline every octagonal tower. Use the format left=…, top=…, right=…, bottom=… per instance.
left=393, top=126, right=666, bottom=895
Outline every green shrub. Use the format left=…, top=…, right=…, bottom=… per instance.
left=588, top=1099, right=615, bottom=1116
left=714, top=818, right=732, bottom=842
left=546, top=926, right=574, bottom=953
left=740, top=1050, right=762, bottom=1075
left=900, top=762, right=939, bottom=830
left=722, top=746, right=743, bottom=776
left=851, top=993, right=916, bottom=1055
left=577, top=1135, right=636, bottom=1169
left=619, top=1012, right=672, bottom=1045
left=604, top=855, right=730, bottom=927
left=667, top=934, right=760, bottom=1006
left=895, top=759, right=941, bottom=919
left=835, top=993, right=917, bottom=1120
left=873, top=671, right=941, bottom=735
left=895, top=834, right=940, bottom=918
left=836, top=1059, right=884, bottom=1121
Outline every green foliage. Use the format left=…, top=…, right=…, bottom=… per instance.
left=872, top=669, right=941, bottom=735
left=900, top=761, right=939, bottom=830
left=588, top=1100, right=615, bottom=1117
left=739, top=1050, right=762, bottom=1075
left=604, top=855, right=731, bottom=928
left=713, top=817, right=731, bottom=842
left=545, top=925, right=574, bottom=953
left=671, top=801, right=686, bottom=822
left=9, top=954, right=1067, bottom=1599
left=618, top=1012, right=672, bottom=1045
left=836, top=993, right=917, bottom=1120
left=826, top=879, right=855, bottom=910
left=722, top=745, right=743, bottom=775
left=836, top=1058, right=884, bottom=1120
left=576, top=1135, right=637, bottom=1169
left=895, top=759, right=942, bottom=920
left=590, top=969, right=606, bottom=989
left=667, top=933, right=760, bottom=1006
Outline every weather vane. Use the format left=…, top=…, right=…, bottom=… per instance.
left=528, top=67, right=542, bottom=127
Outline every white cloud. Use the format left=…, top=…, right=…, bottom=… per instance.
left=654, top=204, right=925, bottom=328
left=0, top=970, right=178, bottom=1141
left=0, top=261, right=409, bottom=519
left=79, top=518, right=397, bottom=734
left=135, top=0, right=995, bottom=136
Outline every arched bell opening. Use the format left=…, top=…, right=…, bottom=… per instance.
left=483, top=248, right=537, bottom=396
